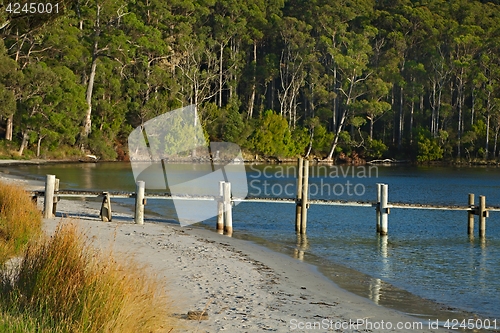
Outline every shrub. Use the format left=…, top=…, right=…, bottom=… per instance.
left=365, top=139, right=388, bottom=159
left=88, top=132, right=118, bottom=160
left=416, top=128, right=443, bottom=162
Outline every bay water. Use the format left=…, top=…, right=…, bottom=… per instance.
left=9, top=162, right=500, bottom=322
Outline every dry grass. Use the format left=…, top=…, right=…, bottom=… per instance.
left=0, top=182, right=42, bottom=263
left=1, top=222, right=175, bottom=332
left=0, top=182, right=178, bottom=332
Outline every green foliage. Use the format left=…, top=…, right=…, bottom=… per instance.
left=249, top=110, right=306, bottom=157
left=88, top=132, right=117, bottom=160
left=365, top=139, right=388, bottom=159
left=1, top=0, right=500, bottom=161
left=416, top=128, right=443, bottom=162
left=221, top=101, right=244, bottom=144
left=312, top=124, right=334, bottom=154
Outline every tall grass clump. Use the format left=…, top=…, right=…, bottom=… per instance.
left=0, top=182, right=42, bottom=263
left=1, top=223, right=173, bottom=333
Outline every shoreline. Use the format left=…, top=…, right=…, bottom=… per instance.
left=42, top=202, right=448, bottom=332
left=0, top=166, right=454, bottom=332
left=3, top=156, right=500, bottom=168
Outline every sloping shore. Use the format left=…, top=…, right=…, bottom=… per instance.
left=0, top=169, right=449, bottom=332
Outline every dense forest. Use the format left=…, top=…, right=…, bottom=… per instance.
left=1, top=0, right=500, bottom=162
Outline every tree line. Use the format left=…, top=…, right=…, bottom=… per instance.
left=1, top=0, right=500, bottom=162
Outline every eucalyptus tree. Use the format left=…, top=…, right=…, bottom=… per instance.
left=210, top=0, right=249, bottom=107
left=0, top=41, right=21, bottom=141
left=277, top=16, right=314, bottom=128
left=118, top=5, right=174, bottom=126
left=79, top=0, right=131, bottom=140
left=244, top=0, right=282, bottom=119
left=17, top=63, right=83, bottom=156
left=313, top=0, right=359, bottom=137
left=450, top=25, right=482, bottom=160
left=325, top=29, right=374, bottom=160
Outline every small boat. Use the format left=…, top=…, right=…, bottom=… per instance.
left=79, top=155, right=99, bottom=163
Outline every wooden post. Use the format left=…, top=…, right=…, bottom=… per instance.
left=380, top=184, right=389, bottom=236
left=135, top=180, right=145, bottom=224
left=216, top=181, right=224, bottom=234
left=223, top=182, right=233, bottom=236
left=479, top=195, right=487, bottom=238
left=43, top=174, right=56, bottom=218
left=52, top=178, right=59, bottom=216
left=376, top=183, right=382, bottom=233
left=300, top=159, right=309, bottom=235
left=467, top=193, right=475, bottom=236
left=295, top=158, right=303, bottom=233
left=100, top=192, right=112, bottom=222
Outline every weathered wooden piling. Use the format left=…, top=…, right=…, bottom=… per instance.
left=467, top=193, right=475, bottom=236
left=52, top=178, right=59, bottom=216
left=300, top=159, right=309, bottom=235
left=223, top=182, right=233, bottom=236
left=295, top=158, right=304, bottom=233
left=217, top=181, right=224, bottom=234
left=134, top=180, right=145, bottom=224
left=100, top=192, right=112, bottom=222
left=479, top=195, right=487, bottom=238
left=376, top=183, right=382, bottom=233
left=380, top=184, right=389, bottom=235
left=43, top=174, right=56, bottom=218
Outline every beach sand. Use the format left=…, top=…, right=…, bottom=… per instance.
left=0, top=169, right=447, bottom=332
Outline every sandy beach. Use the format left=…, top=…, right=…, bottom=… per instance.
left=0, top=168, right=448, bottom=332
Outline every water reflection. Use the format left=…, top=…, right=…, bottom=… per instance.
left=293, top=234, right=309, bottom=261
left=370, top=235, right=389, bottom=306
left=378, top=234, right=390, bottom=279
left=369, top=278, right=383, bottom=305
left=479, top=237, right=487, bottom=294
left=82, top=163, right=95, bottom=189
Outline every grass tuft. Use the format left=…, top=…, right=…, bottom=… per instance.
left=1, top=223, right=174, bottom=332
left=0, top=182, right=42, bottom=263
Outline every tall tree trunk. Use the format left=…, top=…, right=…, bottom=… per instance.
left=409, top=80, right=415, bottom=144
left=494, top=126, right=499, bottom=159
left=398, top=85, right=404, bottom=149
left=305, top=128, right=314, bottom=158
left=326, top=108, right=348, bottom=160
left=218, top=43, right=223, bottom=108
left=5, top=114, right=13, bottom=141
left=83, top=53, right=98, bottom=138
left=391, top=87, right=396, bottom=145
left=270, top=79, right=275, bottom=111
left=369, top=117, right=374, bottom=140
left=247, top=41, right=257, bottom=119
left=326, top=71, right=360, bottom=160
left=485, top=113, right=490, bottom=160
left=457, top=98, right=462, bottom=161
left=471, top=89, right=475, bottom=125
left=36, top=135, right=43, bottom=157
left=82, top=3, right=101, bottom=140
left=332, top=66, right=337, bottom=132
left=436, top=87, right=442, bottom=135
left=430, top=81, right=436, bottom=135
left=18, top=131, right=28, bottom=156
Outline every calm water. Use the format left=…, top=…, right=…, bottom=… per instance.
left=9, top=162, right=500, bottom=321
